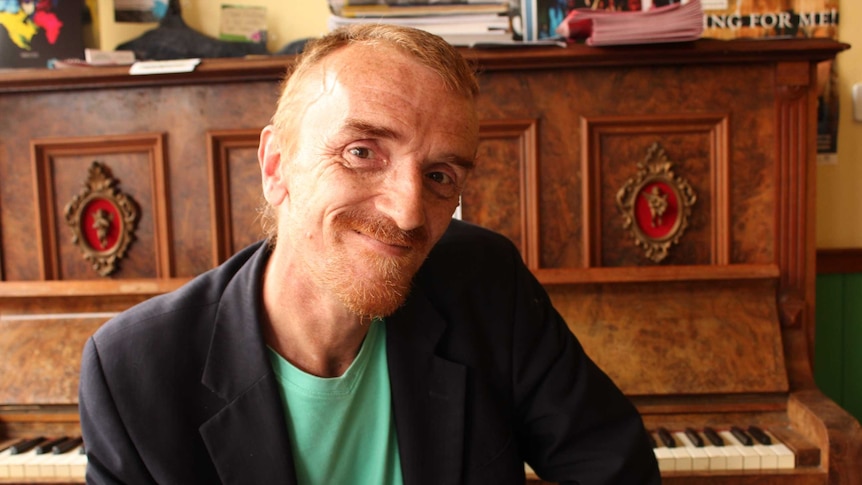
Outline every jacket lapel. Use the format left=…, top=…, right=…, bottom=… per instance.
left=387, top=287, right=467, bottom=485
left=198, top=245, right=297, bottom=485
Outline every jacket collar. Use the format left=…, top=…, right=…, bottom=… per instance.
left=199, top=243, right=298, bottom=484
left=387, top=286, right=467, bottom=485
left=198, top=243, right=468, bottom=485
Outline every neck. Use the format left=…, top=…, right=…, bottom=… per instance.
left=261, top=250, right=371, bottom=378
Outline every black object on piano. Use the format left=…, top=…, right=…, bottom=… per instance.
left=748, top=425, right=772, bottom=445
left=685, top=427, right=704, bottom=447
left=9, top=436, right=45, bottom=454
left=35, top=436, right=68, bottom=454
left=647, top=432, right=657, bottom=449
left=731, top=426, right=754, bottom=446
left=703, top=427, right=724, bottom=446
left=657, top=427, right=676, bottom=448
left=53, top=437, right=84, bottom=455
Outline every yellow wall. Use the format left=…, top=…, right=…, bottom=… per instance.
left=93, top=1, right=860, bottom=248
left=819, top=0, right=862, bottom=248
left=94, top=0, right=330, bottom=53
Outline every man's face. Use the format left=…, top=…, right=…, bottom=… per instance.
left=266, top=42, right=479, bottom=318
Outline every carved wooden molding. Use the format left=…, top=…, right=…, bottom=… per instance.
left=476, top=119, right=540, bottom=269
left=615, top=142, right=697, bottom=263
left=581, top=113, right=729, bottom=268
left=774, top=60, right=816, bottom=332
left=207, top=129, right=262, bottom=266
left=63, top=161, right=140, bottom=276
left=31, top=133, right=172, bottom=279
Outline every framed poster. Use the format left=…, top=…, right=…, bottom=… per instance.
left=0, top=0, right=85, bottom=68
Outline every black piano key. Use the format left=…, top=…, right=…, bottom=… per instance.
left=0, top=439, right=23, bottom=453
left=648, top=432, right=657, bottom=449
left=730, top=426, right=753, bottom=446
left=53, top=437, right=84, bottom=455
left=35, top=436, right=68, bottom=454
left=657, top=427, right=676, bottom=448
left=747, top=425, right=772, bottom=445
left=10, top=436, right=45, bottom=454
left=684, top=427, right=705, bottom=447
left=703, top=427, right=724, bottom=446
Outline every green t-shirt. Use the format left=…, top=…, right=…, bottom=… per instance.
left=267, top=320, right=403, bottom=485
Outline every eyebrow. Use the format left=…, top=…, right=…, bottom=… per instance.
left=343, top=118, right=399, bottom=141
left=342, top=118, right=477, bottom=171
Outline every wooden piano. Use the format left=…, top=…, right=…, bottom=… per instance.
left=1, top=38, right=860, bottom=483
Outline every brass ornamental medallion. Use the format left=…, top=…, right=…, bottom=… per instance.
left=615, top=143, right=697, bottom=263
left=64, top=161, right=140, bottom=276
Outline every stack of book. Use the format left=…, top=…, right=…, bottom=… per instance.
left=554, top=0, right=704, bottom=46
left=327, top=1, right=514, bottom=46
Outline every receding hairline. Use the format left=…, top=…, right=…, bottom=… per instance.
left=291, top=25, right=479, bottom=98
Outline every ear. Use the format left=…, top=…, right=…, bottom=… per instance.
left=259, top=125, right=288, bottom=206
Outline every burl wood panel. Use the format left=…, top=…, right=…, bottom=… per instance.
left=546, top=278, right=789, bottom=396
left=475, top=62, right=776, bottom=271
left=0, top=81, right=282, bottom=280
left=0, top=316, right=106, bottom=404
left=462, top=120, right=539, bottom=265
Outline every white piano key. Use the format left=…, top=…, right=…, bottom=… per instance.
left=69, top=450, right=88, bottom=480
left=0, top=447, right=13, bottom=477
left=722, top=442, right=745, bottom=471
left=53, top=446, right=88, bottom=480
left=763, top=431, right=796, bottom=469
left=674, top=432, right=710, bottom=471
left=702, top=443, right=728, bottom=471
left=669, top=445, right=693, bottom=471
left=3, top=449, right=41, bottom=478
left=24, top=451, right=55, bottom=477
left=720, top=430, right=761, bottom=470
left=38, top=452, right=68, bottom=478
left=653, top=445, right=676, bottom=472
left=771, top=442, right=796, bottom=469
left=754, top=442, right=779, bottom=470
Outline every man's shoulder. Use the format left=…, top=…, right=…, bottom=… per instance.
left=91, top=241, right=266, bottom=346
left=421, top=220, right=524, bottom=282
left=435, top=219, right=517, bottom=255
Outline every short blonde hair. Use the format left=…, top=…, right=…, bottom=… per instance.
left=260, top=24, right=480, bottom=243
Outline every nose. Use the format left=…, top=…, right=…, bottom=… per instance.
left=376, top=166, right=426, bottom=231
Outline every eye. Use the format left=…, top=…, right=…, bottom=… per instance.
left=426, top=171, right=454, bottom=186
left=425, top=170, right=461, bottom=199
left=347, top=146, right=373, bottom=159
left=342, top=144, right=385, bottom=170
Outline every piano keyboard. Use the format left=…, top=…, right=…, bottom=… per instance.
left=651, top=426, right=795, bottom=473
left=0, top=437, right=87, bottom=480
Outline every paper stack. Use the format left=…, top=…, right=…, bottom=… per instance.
left=555, top=0, right=703, bottom=47
left=327, top=2, right=514, bottom=46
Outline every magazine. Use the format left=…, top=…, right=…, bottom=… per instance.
left=555, top=0, right=703, bottom=46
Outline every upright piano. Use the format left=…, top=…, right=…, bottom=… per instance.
left=1, top=39, right=860, bottom=484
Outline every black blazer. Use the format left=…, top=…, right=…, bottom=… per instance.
left=79, top=220, right=660, bottom=484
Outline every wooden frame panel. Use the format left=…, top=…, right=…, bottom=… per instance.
left=31, top=133, right=172, bottom=279
left=207, top=129, right=263, bottom=266
left=464, top=119, right=539, bottom=268
left=580, top=113, right=730, bottom=268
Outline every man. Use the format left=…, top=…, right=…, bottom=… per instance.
left=79, top=24, right=660, bottom=484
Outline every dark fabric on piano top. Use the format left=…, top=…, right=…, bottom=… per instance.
left=78, top=220, right=660, bottom=485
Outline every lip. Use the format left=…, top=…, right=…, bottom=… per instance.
left=351, top=229, right=412, bottom=257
